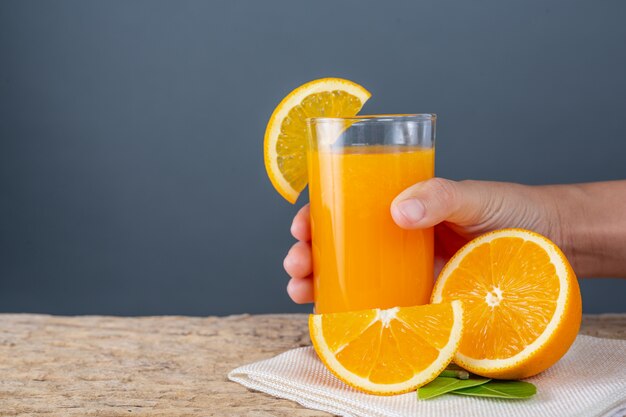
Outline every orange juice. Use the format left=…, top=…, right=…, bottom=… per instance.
left=308, top=145, right=435, bottom=313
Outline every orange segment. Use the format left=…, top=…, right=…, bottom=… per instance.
left=309, top=301, right=463, bottom=395
left=263, top=78, right=371, bottom=203
left=431, top=228, right=582, bottom=379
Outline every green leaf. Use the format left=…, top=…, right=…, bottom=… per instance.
left=417, top=376, right=491, bottom=400
left=451, top=380, right=537, bottom=399
left=439, top=369, right=470, bottom=379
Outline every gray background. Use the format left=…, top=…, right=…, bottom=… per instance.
left=1, top=0, right=625, bottom=316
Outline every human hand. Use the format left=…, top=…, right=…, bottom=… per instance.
left=284, top=178, right=562, bottom=304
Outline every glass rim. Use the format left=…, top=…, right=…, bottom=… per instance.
left=307, top=113, right=436, bottom=123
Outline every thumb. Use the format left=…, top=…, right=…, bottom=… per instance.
left=390, top=178, right=490, bottom=229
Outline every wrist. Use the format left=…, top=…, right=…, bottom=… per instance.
left=535, top=184, right=586, bottom=274
left=539, top=183, right=618, bottom=278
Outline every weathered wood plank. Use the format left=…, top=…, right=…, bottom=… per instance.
left=0, top=313, right=623, bottom=416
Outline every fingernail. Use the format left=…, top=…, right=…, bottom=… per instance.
left=396, top=199, right=425, bottom=223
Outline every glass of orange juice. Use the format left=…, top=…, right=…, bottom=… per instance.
left=306, top=114, right=436, bottom=314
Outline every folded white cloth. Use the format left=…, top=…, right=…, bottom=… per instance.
left=229, top=335, right=626, bottom=417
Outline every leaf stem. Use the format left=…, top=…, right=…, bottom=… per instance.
left=439, top=369, right=470, bottom=380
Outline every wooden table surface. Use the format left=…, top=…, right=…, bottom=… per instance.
left=0, top=313, right=624, bottom=416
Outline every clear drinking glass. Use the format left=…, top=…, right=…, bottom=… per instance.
left=306, top=114, right=436, bottom=314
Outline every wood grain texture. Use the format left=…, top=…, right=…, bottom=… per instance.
left=0, top=313, right=624, bottom=416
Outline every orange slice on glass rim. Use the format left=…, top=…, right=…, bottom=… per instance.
left=263, top=78, right=370, bottom=203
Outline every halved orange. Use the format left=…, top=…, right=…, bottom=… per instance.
left=309, top=301, right=463, bottom=395
left=431, top=228, right=582, bottom=379
left=263, top=78, right=370, bottom=203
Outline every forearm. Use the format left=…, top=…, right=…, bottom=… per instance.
left=541, top=181, right=626, bottom=278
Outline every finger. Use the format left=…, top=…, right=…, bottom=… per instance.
left=434, top=255, right=447, bottom=281
left=283, top=241, right=313, bottom=279
left=390, top=178, right=490, bottom=229
left=287, top=276, right=314, bottom=304
left=291, top=204, right=311, bottom=241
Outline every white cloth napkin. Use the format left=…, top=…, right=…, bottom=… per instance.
left=229, top=335, right=626, bottom=417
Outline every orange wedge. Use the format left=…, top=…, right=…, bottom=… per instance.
left=263, top=78, right=370, bottom=203
left=431, top=228, right=582, bottom=379
left=309, top=301, right=464, bottom=395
